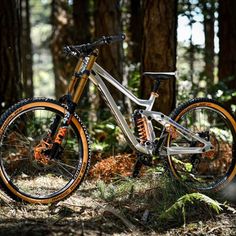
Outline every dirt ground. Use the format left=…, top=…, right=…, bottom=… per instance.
left=0, top=180, right=236, bottom=236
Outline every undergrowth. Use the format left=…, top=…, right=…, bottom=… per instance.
left=93, top=169, right=235, bottom=230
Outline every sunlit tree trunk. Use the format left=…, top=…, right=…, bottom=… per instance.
left=218, top=0, right=236, bottom=109
left=141, top=0, right=177, bottom=115
left=20, top=0, right=33, bottom=98
left=0, top=0, right=22, bottom=114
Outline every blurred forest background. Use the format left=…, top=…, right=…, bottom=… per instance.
left=0, top=0, right=236, bottom=153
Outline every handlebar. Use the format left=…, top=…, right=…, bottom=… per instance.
left=63, top=33, right=125, bottom=57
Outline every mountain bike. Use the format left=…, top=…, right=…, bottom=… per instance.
left=0, top=34, right=235, bottom=204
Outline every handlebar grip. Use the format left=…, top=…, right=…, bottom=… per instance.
left=63, top=33, right=126, bottom=57
left=104, top=33, right=126, bottom=44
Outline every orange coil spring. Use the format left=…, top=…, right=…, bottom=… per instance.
left=137, top=117, right=148, bottom=144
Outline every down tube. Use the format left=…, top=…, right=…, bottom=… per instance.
left=89, top=73, right=149, bottom=155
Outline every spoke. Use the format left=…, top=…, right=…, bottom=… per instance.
left=169, top=104, right=235, bottom=190
left=1, top=143, right=30, bottom=149
left=51, top=159, right=77, bottom=170
left=1, top=156, right=30, bottom=161
left=63, top=150, right=79, bottom=155
left=8, top=161, right=30, bottom=180
left=12, top=124, right=31, bottom=144
left=57, top=164, right=74, bottom=178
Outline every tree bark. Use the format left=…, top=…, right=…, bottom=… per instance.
left=20, top=0, right=33, bottom=98
left=73, top=0, right=92, bottom=109
left=128, top=0, right=142, bottom=63
left=202, top=0, right=215, bottom=85
left=51, top=0, right=92, bottom=99
left=94, top=0, right=123, bottom=103
left=51, top=0, right=74, bottom=98
left=141, top=0, right=177, bottom=115
left=73, top=0, right=91, bottom=44
left=218, top=0, right=236, bottom=108
left=0, top=0, right=22, bottom=114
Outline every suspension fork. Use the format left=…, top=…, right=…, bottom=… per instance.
left=48, top=50, right=98, bottom=158
left=47, top=57, right=84, bottom=138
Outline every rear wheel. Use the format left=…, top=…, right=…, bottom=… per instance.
left=167, top=98, right=236, bottom=192
left=0, top=98, right=91, bottom=204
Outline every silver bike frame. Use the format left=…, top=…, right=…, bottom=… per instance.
left=89, top=62, right=213, bottom=156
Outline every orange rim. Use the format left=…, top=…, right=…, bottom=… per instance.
left=0, top=101, right=89, bottom=203
left=167, top=102, right=236, bottom=191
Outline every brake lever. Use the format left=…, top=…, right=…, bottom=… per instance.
left=63, top=46, right=80, bottom=58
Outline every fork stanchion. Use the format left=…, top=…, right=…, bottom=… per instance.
left=72, top=49, right=99, bottom=104
left=67, top=58, right=83, bottom=96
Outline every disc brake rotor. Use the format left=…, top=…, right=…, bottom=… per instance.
left=33, top=140, right=53, bottom=166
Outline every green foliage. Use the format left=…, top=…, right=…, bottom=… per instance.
left=208, top=76, right=236, bottom=104
left=96, top=180, right=116, bottom=201
left=127, top=63, right=141, bottom=97
left=31, top=0, right=55, bottom=98
left=93, top=168, right=236, bottom=229
left=159, top=192, right=223, bottom=225
left=91, top=117, right=129, bottom=154
left=95, top=178, right=135, bottom=201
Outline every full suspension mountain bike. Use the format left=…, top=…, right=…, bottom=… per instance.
left=0, top=34, right=235, bottom=204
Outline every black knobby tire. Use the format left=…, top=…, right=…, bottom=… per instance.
left=167, top=98, right=236, bottom=192
left=0, top=98, right=91, bottom=204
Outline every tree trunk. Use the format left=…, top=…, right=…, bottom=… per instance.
left=218, top=0, right=236, bottom=109
left=20, top=0, right=33, bottom=98
left=128, top=0, right=142, bottom=63
left=94, top=0, right=123, bottom=104
left=187, top=1, right=194, bottom=87
left=141, top=0, right=177, bottom=115
left=73, top=0, right=91, bottom=44
left=202, top=0, right=215, bottom=86
left=51, top=0, right=74, bottom=98
left=73, top=0, right=92, bottom=109
left=51, top=0, right=92, bottom=99
left=0, top=0, right=22, bottom=114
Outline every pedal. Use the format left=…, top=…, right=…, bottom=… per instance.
left=132, top=153, right=152, bottom=178
left=132, top=159, right=143, bottom=178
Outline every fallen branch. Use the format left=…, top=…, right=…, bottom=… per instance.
left=208, top=225, right=236, bottom=234
left=0, top=189, right=14, bottom=208
left=103, top=205, right=135, bottom=231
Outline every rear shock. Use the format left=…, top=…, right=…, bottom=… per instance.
left=136, top=117, right=149, bottom=144
left=132, top=110, right=153, bottom=177
left=133, top=110, right=152, bottom=145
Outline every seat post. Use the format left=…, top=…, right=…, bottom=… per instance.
left=153, top=80, right=161, bottom=93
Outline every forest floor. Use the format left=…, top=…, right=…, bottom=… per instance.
left=0, top=153, right=236, bottom=236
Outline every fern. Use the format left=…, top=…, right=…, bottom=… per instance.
left=96, top=181, right=116, bottom=201
left=159, top=192, right=223, bottom=225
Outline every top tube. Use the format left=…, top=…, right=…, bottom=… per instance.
left=92, top=62, right=156, bottom=110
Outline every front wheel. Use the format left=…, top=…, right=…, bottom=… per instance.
left=167, top=98, right=236, bottom=193
left=0, top=98, right=91, bottom=204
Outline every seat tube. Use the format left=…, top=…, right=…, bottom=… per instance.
left=72, top=49, right=99, bottom=104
